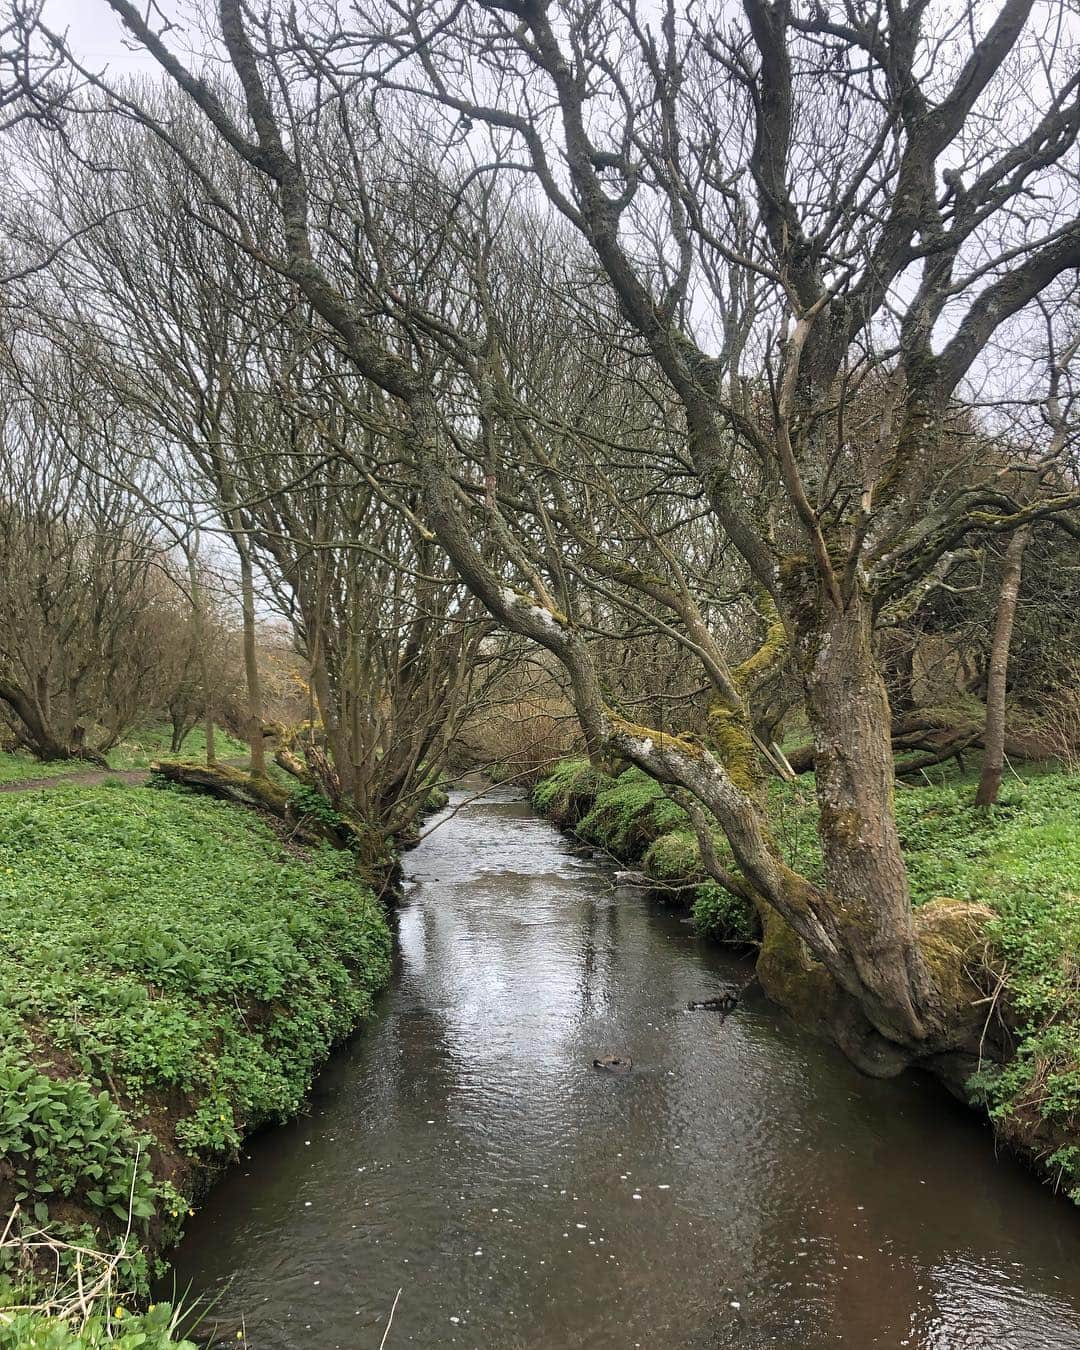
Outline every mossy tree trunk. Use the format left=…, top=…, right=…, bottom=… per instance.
left=800, top=592, right=937, bottom=1047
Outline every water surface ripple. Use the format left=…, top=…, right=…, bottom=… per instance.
left=169, top=785, right=1080, bottom=1348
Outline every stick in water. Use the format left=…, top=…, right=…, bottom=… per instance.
left=379, top=1288, right=403, bottom=1350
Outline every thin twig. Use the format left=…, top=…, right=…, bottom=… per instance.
left=378, top=1287, right=403, bottom=1350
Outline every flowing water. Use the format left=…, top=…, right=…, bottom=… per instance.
left=169, top=784, right=1080, bottom=1349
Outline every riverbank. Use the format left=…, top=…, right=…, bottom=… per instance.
left=533, top=756, right=1080, bottom=1202
left=0, top=781, right=391, bottom=1344
left=0, top=726, right=252, bottom=788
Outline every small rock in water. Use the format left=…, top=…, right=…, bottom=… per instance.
left=592, top=1054, right=632, bottom=1074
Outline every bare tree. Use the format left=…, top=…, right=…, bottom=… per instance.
left=19, top=0, right=1080, bottom=1074
left=976, top=298, right=1080, bottom=804
left=0, top=342, right=191, bottom=759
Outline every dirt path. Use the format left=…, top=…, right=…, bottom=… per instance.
left=0, top=759, right=250, bottom=794
left=0, top=767, right=159, bottom=793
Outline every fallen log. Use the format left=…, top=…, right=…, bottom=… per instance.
left=782, top=713, right=1069, bottom=775
left=150, top=759, right=291, bottom=815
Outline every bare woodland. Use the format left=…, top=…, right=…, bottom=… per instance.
left=0, top=0, right=1078, bottom=1074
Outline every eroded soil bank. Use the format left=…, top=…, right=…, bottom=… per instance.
left=169, top=783, right=1080, bottom=1349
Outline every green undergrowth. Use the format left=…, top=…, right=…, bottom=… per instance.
left=108, top=725, right=249, bottom=771
left=0, top=1304, right=196, bottom=1349
left=0, top=783, right=391, bottom=1332
left=893, top=772, right=1080, bottom=1198
left=533, top=755, right=1080, bottom=1198
left=0, top=725, right=249, bottom=785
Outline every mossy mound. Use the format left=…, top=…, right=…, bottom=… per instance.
left=533, top=762, right=759, bottom=944
left=914, top=897, right=997, bottom=1019
left=575, top=770, right=688, bottom=858
left=532, top=758, right=615, bottom=829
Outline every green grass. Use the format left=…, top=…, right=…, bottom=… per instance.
left=0, top=751, right=92, bottom=785
left=0, top=783, right=390, bottom=1321
left=0, top=726, right=251, bottom=786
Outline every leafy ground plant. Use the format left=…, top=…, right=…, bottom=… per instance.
left=0, top=783, right=391, bottom=1326
left=0, top=1207, right=199, bottom=1348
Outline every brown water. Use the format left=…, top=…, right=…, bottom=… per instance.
left=169, top=784, right=1080, bottom=1349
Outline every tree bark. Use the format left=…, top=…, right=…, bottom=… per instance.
left=800, top=591, right=937, bottom=1045
left=237, top=540, right=266, bottom=777
left=975, top=527, right=1030, bottom=806
left=185, top=550, right=216, bottom=767
left=0, top=677, right=72, bottom=761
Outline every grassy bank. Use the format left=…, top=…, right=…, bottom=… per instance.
left=533, top=756, right=1080, bottom=1199
left=0, top=781, right=391, bottom=1342
left=0, top=726, right=251, bottom=785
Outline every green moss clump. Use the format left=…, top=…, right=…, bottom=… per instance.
left=642, top=829, right=702, bottom=881
left=532, top=758, right=615, bottom=828
left=574, top=768, right=687, bottom=858
left=704, top=703, right=758, bottom=794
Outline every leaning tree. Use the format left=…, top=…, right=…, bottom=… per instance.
left=24, top=0, right=1080, bottom=1075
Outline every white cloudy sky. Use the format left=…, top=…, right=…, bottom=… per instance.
left=40, top=0, right=188, bottom=74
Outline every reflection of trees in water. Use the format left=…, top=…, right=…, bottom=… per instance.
left=572, top=881, right=621, bottom=1014
left=349, top=899, right=469, bottom=1126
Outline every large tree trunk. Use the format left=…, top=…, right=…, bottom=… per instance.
left=800, top=593, right=936, bottom=1047
left=307, top=633, right=352, bottom=802
left=0, top=677, right=71, bottom=761
left=975, top=527, right=1030, bottom=807
left=0, top=677, right=107, bottom=764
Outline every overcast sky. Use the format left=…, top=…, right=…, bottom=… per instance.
left=40, top=0, right=181, bottom=75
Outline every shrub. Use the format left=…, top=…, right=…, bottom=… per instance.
left=691, top=882, right=759, bottom=945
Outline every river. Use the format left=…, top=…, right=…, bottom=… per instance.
left=169, top=783, right=1080, bottom=1349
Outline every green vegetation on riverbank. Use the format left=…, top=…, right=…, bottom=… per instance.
left=534, top=756, right=1080, bottom=1198
left=0, top=782, right=390, bottom=1340
left=0, top=725, right=250, bottom=785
